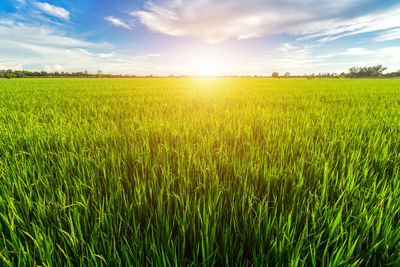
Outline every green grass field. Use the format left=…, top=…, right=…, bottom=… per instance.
left=0, top=78, right=399, bottom=266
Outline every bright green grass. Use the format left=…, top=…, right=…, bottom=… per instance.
left=0, top=78, right=399, bottom=266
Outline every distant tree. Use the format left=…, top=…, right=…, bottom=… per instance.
left=284, top=72, right=290, bottom=78
left=348, top=65, right=387, bottom=78
left=97, top=70, right=103, bottom=78
left=307, top=74, right=315, bottom=80
left=15, top=71, right=25, bottom=78
left=385, top=70, right=400, bottom=78
left=0, top=69, right=144, bottom=78
left=272, top=72, right=279, bottom=78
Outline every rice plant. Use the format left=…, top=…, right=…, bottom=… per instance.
left=0, top=78, right=399, bottom=266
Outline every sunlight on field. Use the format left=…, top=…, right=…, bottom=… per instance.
left=0, top=78, right=400, bottom=265
left=191, top=76, right=225, bottom=90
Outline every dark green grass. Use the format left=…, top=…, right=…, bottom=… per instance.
left=0, top=78, right=399, bottom=266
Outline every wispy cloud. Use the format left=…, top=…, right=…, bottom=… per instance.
left=105, top=16, right=131, bottom=29
left=97, top=52, right=116, bottom=58
left=264, top=43, right=324, bottom=74
left=33, top=2, right=70, bottom=20
left=250, top=44, right=400, bottom=74
left=132, top=0, right=400, bottom=43
left=44, top=64, right=63, bottom=72
left=374, top=28, right=400, bottom=42
left=314, top=46, right=400, bottom=72
left=134, top=53, right=161, bottom=60
left=131, top=0, right=369, bottom=43
left=0, top=60, right=23, bottom=70
left=0, top=21, right=111, bottom=48
left=331, top=47, right=400, bottom=59
left=2, top=0, right=400, bottom=75
left=316, top=48, right=374, bottom=59
left=0, top=18, right=120, bottom=72
left=298, top=6, right=400, bottom=42
left=0, top=17, right=165, bottom=74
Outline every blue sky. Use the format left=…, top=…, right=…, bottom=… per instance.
left=1, top=0, right=400, bottom=75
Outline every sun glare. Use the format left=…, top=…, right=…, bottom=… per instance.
left=198, top=61, right=218, bottom=77
left=185, top=50, right=230, bottom=77
left=178, top=46, right=239, bottom=76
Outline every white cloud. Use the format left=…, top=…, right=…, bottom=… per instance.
left=316, top=48, right=374, bottom=59
left=14, top=0, right=26, bottom=9
left=2, top=0, right=400, bottom=76
left=264, top=43, right=324, bottom=74
left=44, top=64, right=63, bottom=72
left=0, top=19, right=119, bottom=72
left=0, top=37, right=144, bottom=74
left=0, top=18, right=166, bottom=74
left=105, top=16, right=131, bottom=29
left=135, top=53, right=162, bottom=60
left=313, top=46, right=400, bottom=72
left=97, top=52, right=116, bottom=58
left=0, top=19, right=14, bottom=26
left=0, top=21, right=111, bottom=48
left=279, top=43, right=298, bottom=53
left=374, top=28, right=400, bottom=42
left=298, top=7, right=400, bottom=42
left=0, top=60, right=23, bottom=70
left=76, top=48, right=93, bottom=56
left=34, top=2, right=70, bottom=20
left=245, top=44, right=400, bottom=75
left=132, top=0, right=400, bottom=43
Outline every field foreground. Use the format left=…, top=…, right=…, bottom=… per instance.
left=0, top=78, right=399, bottom=266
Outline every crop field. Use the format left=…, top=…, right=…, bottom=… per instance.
left=0, top=78, right=399, bottom=266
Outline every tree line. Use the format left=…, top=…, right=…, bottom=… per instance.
left=0, top=69, right=141, bottom=79
left=273, top=65, right=400, bottom=79
left=1, top=65, right=400, bottom=79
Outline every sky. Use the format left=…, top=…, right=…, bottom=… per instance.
left=1, top=0, right=400, bottom=76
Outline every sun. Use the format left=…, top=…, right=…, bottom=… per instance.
left=197, top=61, right=218, bottom=77
left=181, top=47, right=234, bottom=77
left=189, top=52, right=227, bottom=77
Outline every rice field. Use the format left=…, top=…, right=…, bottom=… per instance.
left=0, top=78, right=399, bottom=266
